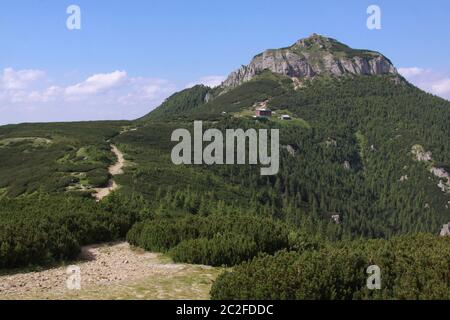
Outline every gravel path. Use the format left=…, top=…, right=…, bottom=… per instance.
left=0, top=242, right=219, bottom=300
left=93, top=144, right=124, bottom=201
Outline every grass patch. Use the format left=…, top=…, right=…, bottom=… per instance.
left=0, top=137, right=52, bottom=148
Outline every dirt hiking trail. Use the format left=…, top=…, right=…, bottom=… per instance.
left=93, top=144, right=124, bottom=201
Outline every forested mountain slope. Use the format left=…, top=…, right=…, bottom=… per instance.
left=0, top=35, right=449, bottom=299
left=139, top=75, right=449, bottom=238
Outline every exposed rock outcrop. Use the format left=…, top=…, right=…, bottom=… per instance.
left=343, top=161, right=351, bottom=170
left=411, top=144, right=450, bottom=193
left=222, top=34, right=398, bottom=88
left=431, top=167, right=449, bottom=179
left=204, top=92, right=213, bottom=103
left=440, top=223, right=450, bottom=237
left=412, top=144, right=433, bottom=162
left=282, top=145, right=297, bottom=156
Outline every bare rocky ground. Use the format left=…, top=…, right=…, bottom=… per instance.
left=0, top=242, right=222, bottom=300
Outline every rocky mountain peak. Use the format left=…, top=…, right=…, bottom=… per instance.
left=294, top=33, right=335, bottom=49
left=221, top=34, right=398, bottom=88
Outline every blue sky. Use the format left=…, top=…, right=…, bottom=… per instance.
left=0, top=0, right=449, bottom=124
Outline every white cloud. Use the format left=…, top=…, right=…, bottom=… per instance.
left=0, top=68, right=177, bottom=125
left=114, top=78, right=176, bottom=109
left=65, top=71, right=127, bottom=96
left=399, top=67, right=450, bottom=100
left=186, top=75, right=226, bottom=89
left=0, top=68, right=46, bottom=90
left=398, top=67, right=427, bottom=78
left=431, top=78, right=450, bottom=96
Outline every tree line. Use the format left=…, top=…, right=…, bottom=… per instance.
left=127, top=214, right=292, bottom=267
left=211, top=233, right=450, bottom=300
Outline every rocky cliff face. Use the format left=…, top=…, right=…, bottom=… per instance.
left=222, top=34, right=398, bottom=88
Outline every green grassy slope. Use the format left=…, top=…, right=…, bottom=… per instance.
left=0, top=121, right=129, bottom=197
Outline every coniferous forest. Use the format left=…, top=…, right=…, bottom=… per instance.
left=1, top=71, right=449, bottom=299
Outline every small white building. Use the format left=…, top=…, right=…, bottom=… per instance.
left=331, top=214, right=340, bottom=224
left=255, top=108, right=272, bottom=118
left=280, top=114, right=292, bottom=120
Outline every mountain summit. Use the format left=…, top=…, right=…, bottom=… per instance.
left=222, top=34, right=398, bottom=88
